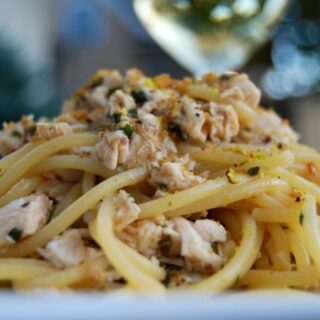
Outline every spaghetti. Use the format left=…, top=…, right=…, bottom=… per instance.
left=0, top=68, right=319, bottom=293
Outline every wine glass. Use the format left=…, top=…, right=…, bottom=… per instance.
left=134, top=0, right=289, bottom=75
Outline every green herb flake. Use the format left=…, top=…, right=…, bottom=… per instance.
left=159, top=235, right=172, bottom=256
left=11, top=130, right=23, bottom=139
left=131, top=90, right=147, bottom=104
left=112, top=112, right=121, bottom=124
left=107, top=87, right=121, bottom=98
left=7, top=228, right=23, bottom=242
left=211, top=242, right=219, bottom=254
left=28, top=125, right=37, bottom=136
left=254, top=152, right=267, bottom=160
left=159, top=182, right=167, bottom=190
left=128, top=108, right=138, bottom=118
left=247, top=166, right=260, bottom=176
left=299, top=212, right=304, bottom=226
left=226, top=168, right=238, bottom=184
left=122, top=124, right=134, bottom=139
left=71, top=94, right=86, bottom=104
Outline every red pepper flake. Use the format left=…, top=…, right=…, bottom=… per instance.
left=307, top=162, right=317, bottom=177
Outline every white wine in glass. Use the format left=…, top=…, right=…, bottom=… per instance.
left=134, top=0, right=289, bottom=75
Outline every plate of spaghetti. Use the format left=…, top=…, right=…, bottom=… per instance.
left=0, top=68, right=320, bottom=298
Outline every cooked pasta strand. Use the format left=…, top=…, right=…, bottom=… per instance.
left=252, top=208, right=299, bottom=224
left=95, top=195, right=165, bottom=293
left=0, top=133, right=99, bottom=197
left=28, top=155, right=110, bottom=179
left=238, top=268, right=319, bottom=288
left=190, top=213, right=263, bottom=292
left=89, top=219, right=165, bottom=281
left=14, top=257, right=107, bottom=289
left=0, top=168, right=146, bottom=257
left=0, top=258, right=54, bottom=281
left=296, top=195, right=320, bottom=272
left=0, top=142, right=42, bottom=174
left=139, top=177, right=228, bottom=219
left=51, top=181, right=83, bottom=218
left=166, top=178, right=289, bottom=218
left=285, top=229, right=310, bottom=270
left=0, top=177, right=43, bottom=208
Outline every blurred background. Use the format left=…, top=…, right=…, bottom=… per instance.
left=0, top=0, right=319, bottom=146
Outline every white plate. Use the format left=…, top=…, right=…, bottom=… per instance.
left=1, top=290, right=319, bottom=320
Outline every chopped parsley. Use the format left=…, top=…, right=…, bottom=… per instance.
left=107, top=87, right=121, bottom=98
left=159, top=235, right=172, bottom=256
left=226, top=168, right=238, bottom=184
left=128, top=108, right=138, bottom=118
left=211, top=242, right=219, bottom=254
left=247, top=166, right=260, bottom=176
left=7, top=228, right=23, bottom=242
left=299, top=212, right=304, bottom=226
left=11, top=130, right=22, bottom=139
left=48, top=198, right=58, bottom=222
left=28, top=125, right=37, bottom=136
left=158, top=182, right=167, bottom=190
left=72, top=94, right=86, bottom=104
left=112, top=112, right=121, bottom=124
left=121, top=124, right=134, bottom=139
left=131, top=90, right=147, bottom=104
